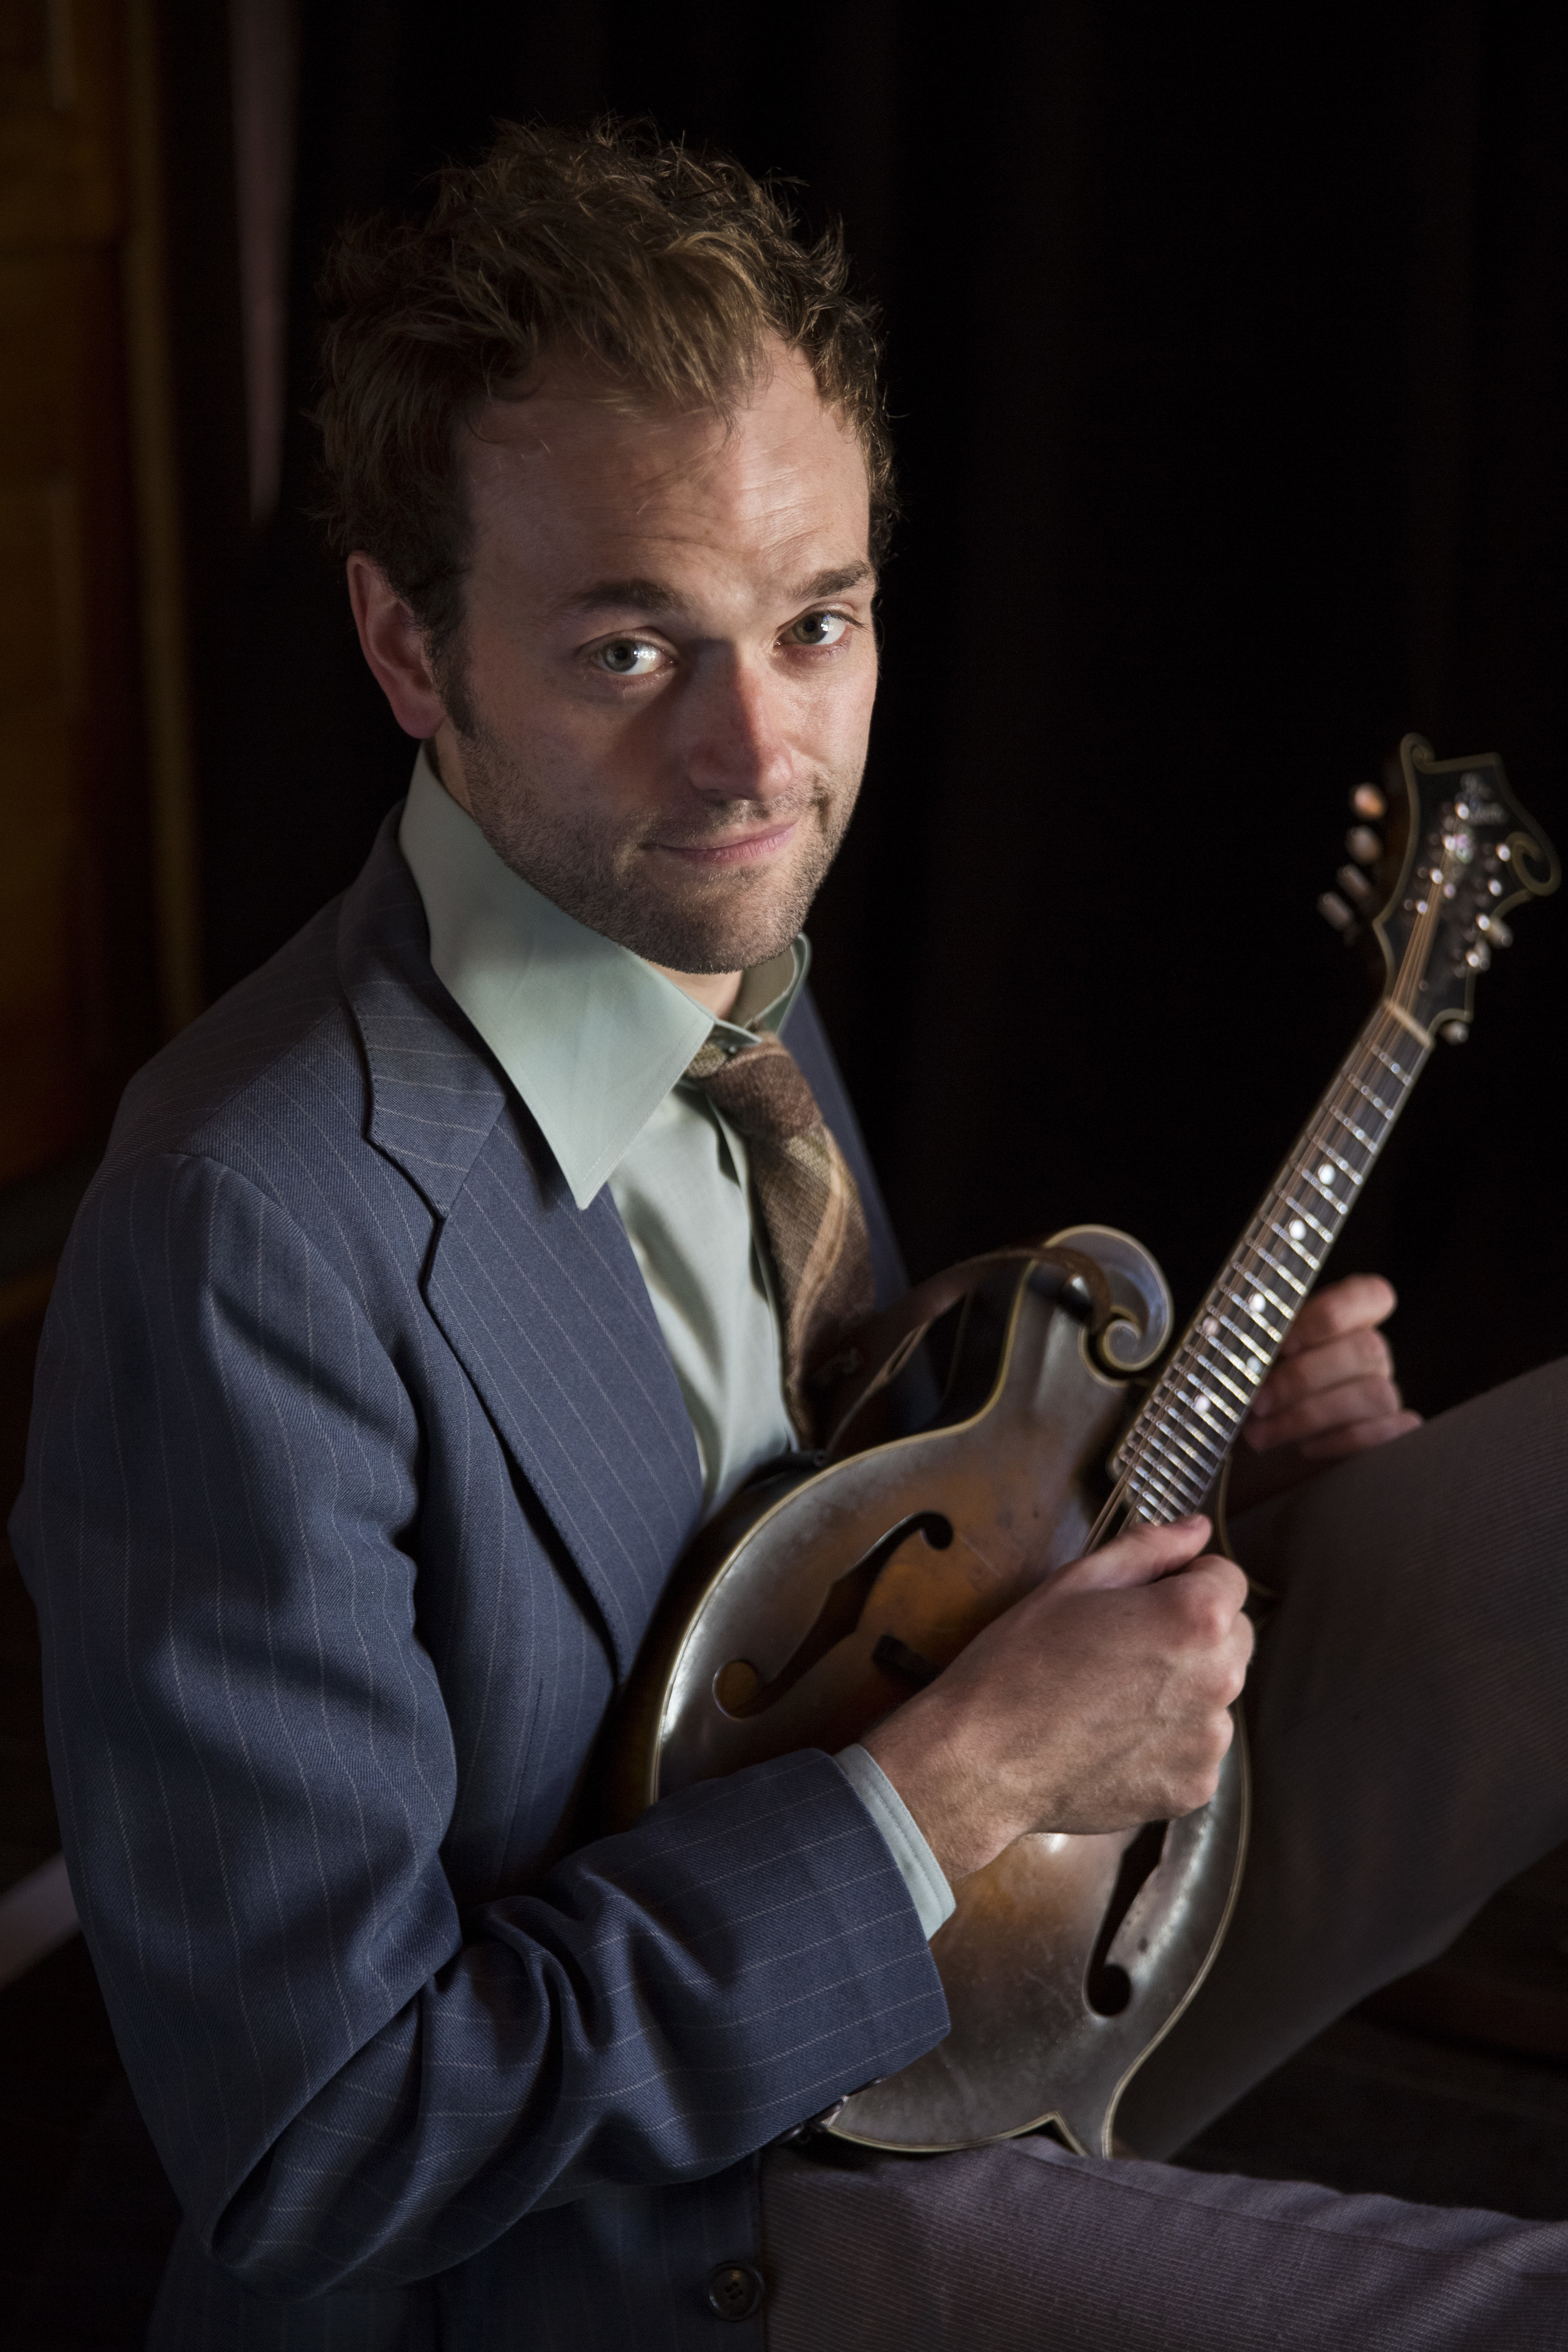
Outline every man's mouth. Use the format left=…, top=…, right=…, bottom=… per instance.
left=649, top=817, right=800, bottom=869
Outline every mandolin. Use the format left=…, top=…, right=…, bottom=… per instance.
left=607, top=734, right=1559, bottom=2158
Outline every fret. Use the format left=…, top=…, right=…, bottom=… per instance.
left=1124, top=1440, right=1198, bottom=1499
left=1264, top=1221, right=1324, bottom=1268
left=1327, top=1109, right=1381, bottom=1152
left=1128, top=1478, right=1188, bottom=1527
left=1127, top=1454, right=1201, bottom=1517
left=1157, top=1414, right=1225, bottom=1480
left=1125, top=1466, right=1209, bottom=1531
left=1298, top=1162, right=1347, bottom=1210
left=1154, top=1391, right=1221, bottom=1455
left=1249, top=1246, right=1308, bottom=1298
left=1212, top=1332, right=1266, bottom=1384
left=1315, top=1145, right=1364, bottom=1186
left=1325, top=1077, right=1382, bottom=1124
left=1367, top=1044, right=1411, bottom=1082
left=1168, top=1391, right=1237, bottom=1451
left=1208, top=1333, right=1264, bottom=1385
left=1099, top=996, right=1434, bottom=1529
left=1237, top=1275, right=1290, bottom=1322
left=1348, top=1077, right=1400, bottom=1118
left=1149, top=1411, right=1224, bottom=1483
left=1174, top=1355, right=1242, bottom=1417
left=1135, top=1445, right=1209, bottom=1507
left=1232, top=1300, right=1286, bottom=1347
left=1189, top=1327, right=1251, bottom=1392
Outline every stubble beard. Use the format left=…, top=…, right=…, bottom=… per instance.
left=451, top=715, right=860, bottom=975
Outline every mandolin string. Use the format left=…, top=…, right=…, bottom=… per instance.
left=1099, top=811, right=1474, bottom=1537
left=1107, top=1005, right=1428, bottom=1524
left=1091, top=990, right=1438, bottom=1541
left=1086, top=767, right=1535, bottom=1548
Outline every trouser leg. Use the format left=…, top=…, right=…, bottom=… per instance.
left=763, top=2134, right=1568, bottom=2351
left=1121, top=1354, right=1568, bottom=2157
left=763, top=1359, right=1568, bottom=2350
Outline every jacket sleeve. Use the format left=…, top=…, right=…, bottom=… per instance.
left=11, top=1150, right=948, bottom=2296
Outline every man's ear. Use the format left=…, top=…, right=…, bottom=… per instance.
left=346, top=553, right=449, bottom=738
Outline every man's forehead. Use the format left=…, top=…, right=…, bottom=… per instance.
left=554, top=560, right=874, bottom=620
left=463, top=356, right=872, bottom=612
left=465, top=344, right=867, bottom=529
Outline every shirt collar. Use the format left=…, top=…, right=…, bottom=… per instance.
left=397, top=746, right=807, bottom=1209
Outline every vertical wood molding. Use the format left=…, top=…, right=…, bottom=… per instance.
left=122, top=0, right=203, bottom=1034
left=229, top=0, right=298, bottom=527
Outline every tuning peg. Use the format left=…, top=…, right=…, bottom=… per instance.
left=1318, top=891, right=1356, bottom=932
left=1351, top=783, right=1387, bottom=821
left=1346, top=825, right=1382, bottom=865
left=1336, top=863, right=1374, bottom=906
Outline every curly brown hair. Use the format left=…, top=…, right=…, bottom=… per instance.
left=315, top=119, right=894, bottom=659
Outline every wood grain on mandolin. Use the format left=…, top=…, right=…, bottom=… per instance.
left=608, top=736, right=1560, bottom=2158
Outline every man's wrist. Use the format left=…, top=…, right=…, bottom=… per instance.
left=833, top=1743, right=955, bottom=1939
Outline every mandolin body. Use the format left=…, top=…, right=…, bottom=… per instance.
left=606, top=739, right=1559, bottom=2156
left=606, top=1226, right=1249, bottom=2158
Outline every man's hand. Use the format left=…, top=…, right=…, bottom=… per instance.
left=861, top=1515, right=1251, bottom=1887
left=1242, top=1273, right=1421, bottom=1461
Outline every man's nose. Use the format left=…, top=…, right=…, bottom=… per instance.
left=676, top=651, right=797, bottom=803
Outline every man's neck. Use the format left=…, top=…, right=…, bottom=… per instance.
left=652, top=963, right=744, bottom=1019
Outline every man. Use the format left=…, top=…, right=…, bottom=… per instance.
left=13, top=122, right=1568, bottom=2349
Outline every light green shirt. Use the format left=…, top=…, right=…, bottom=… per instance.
left=396, top=748, right=954, bottom=1941
left=398, top=746, right=800, bottom=1515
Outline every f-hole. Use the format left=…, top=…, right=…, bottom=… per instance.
left=714, top=1512, right=953, bottom=1720
left=1084, top=1821, right=1168, bottom=2016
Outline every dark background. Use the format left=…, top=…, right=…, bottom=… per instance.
left=171, top=0, right=1567, bottom=1417
left=6, top=9, right=1568, bottom=2334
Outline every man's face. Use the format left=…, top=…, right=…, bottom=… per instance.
left=428, top=340, right=877, bottom=977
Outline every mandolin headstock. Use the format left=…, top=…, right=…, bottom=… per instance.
left=1318, top=733, right=1560, bottom=1043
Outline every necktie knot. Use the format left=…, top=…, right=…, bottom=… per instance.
left=685, top=1029, right=822, bottom=1142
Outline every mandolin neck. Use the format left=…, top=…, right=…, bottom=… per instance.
left=1107, top=999, right=1433, bottom=1525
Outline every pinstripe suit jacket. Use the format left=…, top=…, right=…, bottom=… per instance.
left=11, top=813, right=948, bottom=2350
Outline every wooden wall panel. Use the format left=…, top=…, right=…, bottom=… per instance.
left=0, top=1, right=161, bottom=1190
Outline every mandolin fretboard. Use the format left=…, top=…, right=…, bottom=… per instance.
left=1109, top=1004, right=1433, bottom=1523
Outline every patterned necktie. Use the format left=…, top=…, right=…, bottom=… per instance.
left=685, top=1030, right=875, bottom=1446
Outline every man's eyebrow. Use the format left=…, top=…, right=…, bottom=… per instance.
left=795, top=561, right=876, bottom=601
left=559, top=578, right=682, bottom=618
left=556, top=561, right=876, bottom=622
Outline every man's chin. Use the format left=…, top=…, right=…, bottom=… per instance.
left=613, top=906, right=803, bottom=977
left=590, top=861, right=822, bottom=977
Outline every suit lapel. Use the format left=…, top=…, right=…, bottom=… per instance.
left=427, top=1126, right=702, bottom=1677
left=339, top=814, right=702, bottom=1680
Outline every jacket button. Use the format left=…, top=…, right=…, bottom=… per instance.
left=706, top=2262, right=765, bottom=2321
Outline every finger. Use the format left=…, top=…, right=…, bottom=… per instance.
left=1276, top=1273, right=1397, bottom=1359
left=1246, top=1371, right=1406, bottom=1451
left=1249, top=1327, right=1393, bottom=1419
left=1155, top=1555, right=1253, bottom=1645
left=1299, top=1407, right=1424, bottom=1461
left=1062, top=1512, right=1212, bottom=1593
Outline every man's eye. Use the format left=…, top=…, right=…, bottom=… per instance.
left=595, top=638, right=662, bottom=676
left=787, top=611, right=850, bottom=649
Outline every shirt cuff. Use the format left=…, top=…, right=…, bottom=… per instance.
left=832, top=1744, right=956, bottom=1942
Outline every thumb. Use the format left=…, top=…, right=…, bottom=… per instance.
left=1063, top=1512, right=1214, bottom=1594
